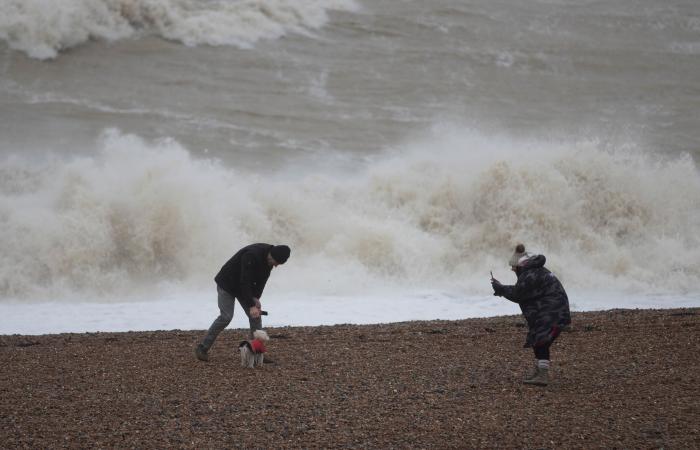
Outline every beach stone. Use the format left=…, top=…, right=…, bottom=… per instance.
left=0, top=308, right=698, bottom=448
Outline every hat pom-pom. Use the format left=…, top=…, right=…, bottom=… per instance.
left=515, top=244, right=525, bottom=253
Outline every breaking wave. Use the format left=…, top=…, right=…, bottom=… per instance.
left=0, top=0, right=358, bottom=59
left=1, top=129, right=699, bottom=301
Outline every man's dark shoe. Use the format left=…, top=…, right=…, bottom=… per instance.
left=194, top=344, right=209, bottom=362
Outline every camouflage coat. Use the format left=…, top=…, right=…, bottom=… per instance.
left=497, top=255, right=571, bottom=347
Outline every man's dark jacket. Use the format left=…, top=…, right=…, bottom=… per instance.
left=496, top=255, right=571, bottom=347
left=215, top=243, right=273, bottom=309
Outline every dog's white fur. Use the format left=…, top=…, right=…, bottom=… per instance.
left=239, top=330, right=269, bottom=368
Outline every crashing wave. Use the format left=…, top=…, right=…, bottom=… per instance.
left=0, top=0, right=358, bottom=59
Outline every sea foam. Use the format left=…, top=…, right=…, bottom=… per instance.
left=0, top=0, right=359, bottom=59
left=1, top=129, right=699, bottom=302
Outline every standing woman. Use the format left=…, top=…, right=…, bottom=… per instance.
left=491, top=244, right=571, bottom=386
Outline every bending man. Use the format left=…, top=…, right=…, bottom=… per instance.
left=195, top=243, right=291, bottom=362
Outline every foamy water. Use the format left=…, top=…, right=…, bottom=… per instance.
left=0, top=0, right=358, bottom=59
left=2, top=129, right=698, bottom=298
left=1, top=0, right=699, bottom=334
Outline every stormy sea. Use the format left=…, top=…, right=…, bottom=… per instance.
left=1, top=0, right=698, bottom=334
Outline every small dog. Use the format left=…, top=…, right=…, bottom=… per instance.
left=239, top=330, right=269, bottom=368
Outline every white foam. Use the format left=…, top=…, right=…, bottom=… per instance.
left=0, top=0, right=359, bottom=59
left=1, top=290, right=697, bottom=335
left=1, top=128, right=699, bottom=306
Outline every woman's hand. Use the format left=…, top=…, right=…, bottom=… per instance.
left=491, top=279, right=505, bottom=296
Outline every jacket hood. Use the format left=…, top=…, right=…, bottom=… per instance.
left=520, top=254, right=546, bottom=269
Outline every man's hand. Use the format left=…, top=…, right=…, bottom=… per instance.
left=249, top=306, right=261, bottom=319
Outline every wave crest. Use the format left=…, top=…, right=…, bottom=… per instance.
left=0, top=0, right=358, bottom=59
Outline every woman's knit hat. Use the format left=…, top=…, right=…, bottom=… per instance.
left=508, top=244, right=528, bottom=267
